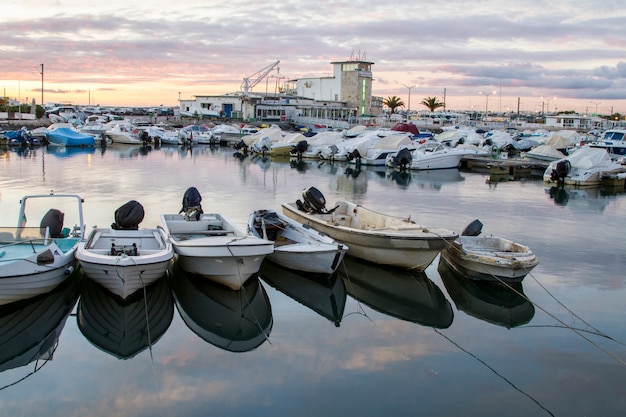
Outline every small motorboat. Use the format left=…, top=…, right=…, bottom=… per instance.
left=439, top=219, right=539, bottom=283
left=281, top=187, right=458, bottom=271
left=45, top=124, right=96, bottom=147
left=543, top=145, right=626, bottom=187
left=398, top=141, right=465, bottom=170
left=76, top=200, right=174, bottom=299
left=160, top=187, right=274, bottom=290
left=248, top=209, right=347, bottom=276
left=0, top=193, right=85, bottom=307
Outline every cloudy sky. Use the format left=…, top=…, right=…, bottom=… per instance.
left=2, top=0, right=625, bottom=114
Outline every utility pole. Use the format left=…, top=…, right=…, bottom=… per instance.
left=38, top=64, right=44, bottom=106
left=442, top=88, right=446, bottom=111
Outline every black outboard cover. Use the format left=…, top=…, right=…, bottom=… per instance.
left=111, top=200, right=145, bottom=230
left=550, top=160, right=571, bottom=183
left=291, top=140, right=308, bottom=155
left=40, top=208, right=65, bottom=238
left=391, top=147, right=412, bottom=168
left=179, top=186, right=203, bottom=221
left=302, top=187, right=327, bottom=214
left=462, top=219, right=483, bottom=236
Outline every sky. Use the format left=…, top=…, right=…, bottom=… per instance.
left=2, top=0, right=626, bottom=115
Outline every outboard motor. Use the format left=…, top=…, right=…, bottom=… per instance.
left=346, top=149, right=362, bottom=164
left=179, top=186, right=203, bottom=221
left=233, top=140, right=248, bottom=152
left=40, top=208, right=65, bottom=238
left=111, top=200, right=145, bottom=230
left=296, top=186, right=337, bottom=214
left=290, top=140, right=308, bottom=156
left=550, top=160, right=571, bottom=184
left=140, top=130, right=151, bottom=143
left=461, top=219, right=483, bottom=236
left=390, top=147, right=412, bottom=169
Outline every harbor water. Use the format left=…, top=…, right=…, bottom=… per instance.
left=0, top=143, right=625, bottom=416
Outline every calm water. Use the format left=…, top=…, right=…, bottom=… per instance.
left=1, top=143, right=625, bottom=417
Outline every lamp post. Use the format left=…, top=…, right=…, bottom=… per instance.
left=403, top=84, right=415, bottom=120
left=479, top=91, right=496, bottom=121
left=590, top=101, right=602, bottom=116
left=541, top=96, right=556, bottom=114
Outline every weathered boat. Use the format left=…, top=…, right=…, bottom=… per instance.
left=281, top=187, right=457, bottom=271
left=248, top=209, right=347, bottom=276
left=439, top=219, right=539, bottom=283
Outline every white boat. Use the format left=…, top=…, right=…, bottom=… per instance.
left=160, top=187, right=274, bottom=290
left=106, top=122, right=150, bottom=145
left=281, top=187, right=458, bottom=271
left=589, top=129, right=626, bottom=157
left=388, top=141, right=464, bottom=170
left=543, top=145, right=625, bottom=187
left=522, top=144, right=566, bottom=162
left=346, top=133, right=415, bottom=166
left=248, top=209, right=348, bottom=276
left=439, top=219, right=539, bottom=283
left=76, top=227, right=174, bottom=299
left=0, top=193, right=85, bottom=307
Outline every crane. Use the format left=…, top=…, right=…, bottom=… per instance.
left=240, top=60, right=280, bottom=96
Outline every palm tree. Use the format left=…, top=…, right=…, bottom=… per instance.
left=383, top=96, right=405, bottom=114
left=421, top=97, right=445, bottom=112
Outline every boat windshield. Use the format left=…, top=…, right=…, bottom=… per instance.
left=604, top=131, right=625, bottom=141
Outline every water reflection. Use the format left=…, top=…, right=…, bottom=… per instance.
left=46, top=146, right=96, bottom=158
left=546, top=185, right=624, bottom=212
left=0, top=272, right=80, bottom=376
left=77, top=275, right=174, bottom=359
left=338, top=257, right=454, bottom=328
left=170, top=264, right=273, bottom=353
left=438, top=258, right=535, bottom=328
left=259, top=260, right=346, bottom=327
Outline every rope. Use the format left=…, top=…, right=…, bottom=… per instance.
left=433, top=328, right=555, bottom=417
left=433, top=231, right=626, bottom=366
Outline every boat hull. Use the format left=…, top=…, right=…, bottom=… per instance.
left=440, top=236, right=539, bottom=283
left=161, top=213, right=273, bottom=290
left=76, top=228, right=174, bottom=299
left=248, top=210, right=348, bottom=275
left=281, top=201, right=457, bottom=270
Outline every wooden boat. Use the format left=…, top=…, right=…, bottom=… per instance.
left=259, top=260, right=346, bottom=327
left=77, top=275, right=174, bottom=359
left=248, top=209, right=348, bottom=276
left=439, top=219, right=539, bottom=283
left=438, top=259, right=535, bottom=328
left=338, top=256, right=454, bottom=328
left=160, top=187, right=274, bottom=290
left=76, top=227, right=174, bottom=299
left=76, top=201, right=174, bottom=299
left=0, top=193, right=85, bottom=306
left=281, top=187, right=458, bottom=271
left=169, top=263, right=272, bottom=352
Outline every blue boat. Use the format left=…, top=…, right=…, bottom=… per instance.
left=45, top=126, right=96, bottom=147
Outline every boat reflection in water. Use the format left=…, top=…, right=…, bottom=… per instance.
left=259, top=260, right=346, bottom=327
left=170, top=264, right=272, bottom=353
left=77, top=274, right=174, bottom=359
left=338, top=257, right=454, bottom=328
left=0, top=271, right=80, bottom=375
left=438, top=258, right=535, bottom=328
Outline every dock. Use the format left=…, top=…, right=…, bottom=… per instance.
left=461, top=155, right=549, bottom=179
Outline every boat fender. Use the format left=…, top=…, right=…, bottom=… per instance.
left=64, top=265, right=74, bottom=275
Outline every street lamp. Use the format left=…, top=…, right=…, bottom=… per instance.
left=403, top=84, right=415, bottom=119
left=590, top=101, right=602, bottom=116
left=541, top=96, right=556, bottom=114
left=479, top=90, right=496, bottom=119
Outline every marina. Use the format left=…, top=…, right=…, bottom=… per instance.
left=0, top=141, right=625, bottom=416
